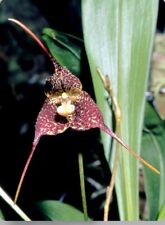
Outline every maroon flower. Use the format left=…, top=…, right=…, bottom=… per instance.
left=36, top=65, right=113, bottom=139
left=9, top=18, right=159, bottom=203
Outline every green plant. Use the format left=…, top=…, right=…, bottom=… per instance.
left=82, top=0, right=159, bottom=220
left=1, top=1, right=163, bottom=221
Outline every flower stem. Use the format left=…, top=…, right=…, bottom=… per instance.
left=78, top=152, right=88, bottom=221
left=104, top=138, right=120, bottom=221
left=97, top=68, right=121, bottom=221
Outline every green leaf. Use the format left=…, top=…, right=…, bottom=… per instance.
left=157, top=203, right=165, bottom=220
left=35, top=200, right=87, bottom=221
left=0, top=209, right=5, bottom=220
left=141, top=101, right=165, bottom=220
left=82, top=0, right=158, bottom=220
left=42, top=28, right=83, bottom=76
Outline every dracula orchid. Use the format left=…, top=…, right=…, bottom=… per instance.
left=8, top=18, right=160, bottom=204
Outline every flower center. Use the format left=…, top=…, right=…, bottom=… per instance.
left=56, top=92, right=75, bottom=117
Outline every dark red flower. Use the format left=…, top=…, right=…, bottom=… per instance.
left=36, top=66, right=110, bottom=136
left=9, top=18, right=159, bottom=204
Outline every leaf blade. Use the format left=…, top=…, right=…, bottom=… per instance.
left=35, top=200, right=87, bottom=221
left=42, top=28, right=83, bottom=76
left=82, top=0, right=159, bottom=220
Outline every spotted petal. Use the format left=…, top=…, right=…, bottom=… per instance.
left=35, top=98, right=69, bottom=140
left=70, top=91, right=113, bottom=134
left=69, top=91, right=160, bottom=176
left=70, top=91, right=120, bottom=146
left=14, top=99, right=69, bottom=203
left=70, top=92, right=138, bottom=161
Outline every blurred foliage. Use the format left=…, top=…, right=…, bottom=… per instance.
left=150, top=33, right=165, bottom=119
left=141, top=100, right=165, bottom=220
left=0, top=208, right=5, bottom=220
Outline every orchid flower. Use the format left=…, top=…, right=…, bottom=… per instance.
left=8, top=18, right=160, bottom=204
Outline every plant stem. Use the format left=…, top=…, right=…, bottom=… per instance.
left=97, top=68, right=121, bottom=221
left=78, top=152, right=88, bottom=221
left=0, top=186, right=31, bottom=221
left=104, top=139, right=120, bottom=221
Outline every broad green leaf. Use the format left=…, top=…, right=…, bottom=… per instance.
left=157, top=203, right=165, bottom=220
left=141, top=101, right=165, bottom=220
left=82, top=0, right=158, bottom=220
left=42, top=28, right=83, bottom=76
left=35, top=200, right=86, bottom=221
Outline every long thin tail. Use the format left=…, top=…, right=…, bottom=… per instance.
left=8, top=18, right=58, bottom=68
left=101, top=124, right=160, bottom=175
left=14, top=138, right=40, bottom=204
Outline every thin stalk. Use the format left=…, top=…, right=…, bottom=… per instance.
left=98, top=68, right=160, bottom=220
left=78, top=152, right=88, bottom=221
left=14, top=137, right=40, bottom=204
left=8, top=18, right=58, bottom=68
left=104, top=142, right=119, bottom=221
left=97, top=68, right=121, bottom=221
left=0, top=186, right=31, bottom=221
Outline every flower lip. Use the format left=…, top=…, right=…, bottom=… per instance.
left=56, top=92, right=76, bottom=117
